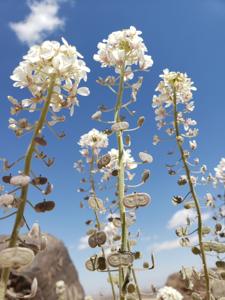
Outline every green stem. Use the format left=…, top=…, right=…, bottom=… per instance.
left=172, top=90, right=211, bottom=300
left=89, top=150, right=116, bottom=300
left=114, top=66, right=127, bottom=300
left=0, top=76, right=56, bottom=299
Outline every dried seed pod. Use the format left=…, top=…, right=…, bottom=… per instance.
left=143, top=262, right=150, bottom=268
left=202, top=227, right=211, bottom=235
left=2, top=175, right=12, bottom=183
left=134, top=251, right=141, bottom=259
left=97, top=256, right=107, bottom=271
left=91, top=111, right=102, bottom=120
left=192, top=247, right=201, bottom=255
left=141, top=169, right=150, bottom=183
left=111, top=121, right=129, bottom=132
left=112, top=218, right=121, bottom=228
left=172, top=195, right=183, bottom=205
left=85, top=256, right=98, bottom=271
left=0, top=247, right=34, bottom=269
left=177, top=177, right=187, bottom=186
left=216, top=261, right=225, bottom=269
left=32, top=176, right=48, bottom=185
left=137, top=116, right=145, bottom=127
left=125, top=135, right=131, bottom=146
left=127, top=283, right=136, bottom=294
left=107, top=252, right=134, bottom=267
left=97, top=154, right=111, bottom=169
left=111, top=169, right=119, bottom=176
left=139, top=152, right=153, bottom=163
left=168, top=169, right=176, bottom=175
left=34, top=200, right=55, bottom=213
left=215, top=223, right=222, bottom=232
left=184, top=201, right=196, bottom=209
left=88, top=231, right=107, bottom=248
left=88, top=197, right=104, bottom=210
left=123, top=193, right=151, bottom=209
left=43, top=182, right=53, bottom=195
left=88, top=234, right=97, bottom=248
left=34, top=136, right=47, bottom=146
left=203, top=242, right=225, bottom=253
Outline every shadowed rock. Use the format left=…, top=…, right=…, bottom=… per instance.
left=0, top=234, right=84, bottom=300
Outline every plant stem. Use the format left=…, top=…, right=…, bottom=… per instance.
left=89, top=150, right=116, bottom=300
left=172, top=89, right=211, bottom=300
left=0, top=76, right=56, bottom=300
left=114, top=65, right=127, bottom=300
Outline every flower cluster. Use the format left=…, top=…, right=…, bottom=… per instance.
left=10, top=38, right=90, bottom=116
left=93, top=26, right=153, bottom=77
left=214, top=158, right=225, bottom=186
left=78, top=128, right=109, bottom=153
left=152, top=69, right=197, bottom=133
left=157, top=286, right=183, bottom=300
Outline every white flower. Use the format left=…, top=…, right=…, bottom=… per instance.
left=94, top=26, right=153, bottom=76
left=10, top=38, right=90, bottom=115
left=78, top=129, right=108, bottom=149
left=0, top=194, right=14, bottom=208
left=10, top=175, right=31, bottom=186
left=189, top=140, right=197, bottom=150
left=157, top=286, right=183, bottom=300
left=214, top=158, right=225, bottom=185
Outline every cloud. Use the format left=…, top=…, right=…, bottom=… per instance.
left=167, top=208, right=211, bottom=230
left=9, top=0, right=65, bottom=45
left=152, top=235, right=199, bottom=252
left=78, top=235, right=89, bottom=251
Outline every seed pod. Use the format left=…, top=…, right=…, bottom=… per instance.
left=202, top=227, right=211, bottom=235
left=91, top=111, right=102, bottom=120
left=88, top=231, right=107, bottom=248
left=192, top=247, right=201, bottom=255
left=123, top=193, right=151, bottom=209
left=88, top=197, right=104, bottom=210
left=141, top=169, right=150, bottom=183
left=127, top=283, right=136, bottom=294
left=97, top=154, right=111, bottom=169
left=111, top=121, right=129, bottom=132
left=111, top=169, right=119, bottom=176
left=134, top=251, right=141, bottom=259
left=97, top=256, right=107, bottom=271
left=107, top=252, right=134, bottom=267
left=0, top=247, right=34, bottom=269
left=172, top=196, right=183, bottom=205
left=216, top=261, right=225, bottom=269
left=2, top=175, right=11, bottom=183
left=34, top=200, right=55, bottom=213
left=178, top=177, right=187, bottom=186
left=184, top=201, right=196, bottom=209
left=139, top=152, right=153, bottom=163
left=125, top=135, right=131, bottom=146
left=43, top=182, right=53, bottom=195
left=85, top=256, right=98, bottom=271
left=34, top=136, right=47, bottom=146
left=137, top=116, right=145, bottom=127
left=168, top=169, right=176, bottom=175
left=112, top=218, right=121, bottom=228
left=203, top=242, right=225, bottom=253
left=215, top=223, right=222, bottom=232
left=32, top=176, right=48, bottom=185
left=143, top=262, right=150, bottom=269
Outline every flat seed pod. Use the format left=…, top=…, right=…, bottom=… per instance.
left=88, top=197, right=104, bottom=210
left=184, top=201, right=196, bottom=209
left=137, top=116, right=145, bottom=127
left=192, top=247, right=201, bottom=255
left=0, top=247, right=34, bottom=269
left=2, top=175, right=11, bottom=183
left=141, top=169, right=150, bottom=183
left=97, top=256, right=107, bottom=271
left=127, top=283, right=136, bottom=294
left=203, top=242, right=225, bottom=253
left=123, top=193, right=151, bottom=209
left=97, top=154, right=111, bottom=169
left=96, top=231, right=107, bottom=246
left=112, top=218, right=121, bottom=228
left=107, top=252, right=134, bottom=267
left=111, top=121, right=129, bottom=132
left=88, top=234, right=98, bottom=248
left=32, top=176, right=48, bottom=185
left=34, top=136, right=47, bottom=146
left=111, top=169, right=119, bottom=176
left=139, top=152, right=153, bottom=163
left=216, top=261, right=225, bottom=269
left=34, top=201, right=55, bottom=213
left=85, top=256, right=98, bottom=271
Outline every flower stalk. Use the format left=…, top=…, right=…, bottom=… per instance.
left=0, top=76, right=56, bottom=299
left=172, top=89, right=211, bottom=300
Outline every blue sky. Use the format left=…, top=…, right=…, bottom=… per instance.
left=0, top=0, right=225, bottom=295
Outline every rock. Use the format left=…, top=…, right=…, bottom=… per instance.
left=0, top=234, right=85, bottom=300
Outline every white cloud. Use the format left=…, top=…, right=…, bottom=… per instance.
left=9, top=0, right=65, bottom=45
left=167, top=208, right=211, bottom=230
left=78, top=235, right=89, bottom=251
left=152, top=235, right=199, bottom=252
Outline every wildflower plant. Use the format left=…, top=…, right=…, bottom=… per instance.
left=151, top=69, right=222, bottom=300
left=0, top=38, right=90, bottom=299
left=75, top=26, right=154, bottom=299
